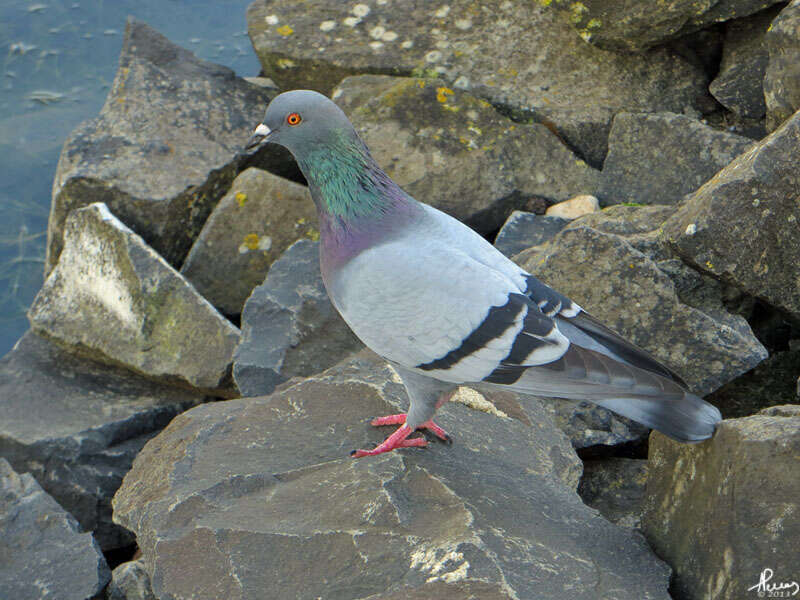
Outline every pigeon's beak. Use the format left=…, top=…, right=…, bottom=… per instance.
left=245, top=123, right=272, bottom=151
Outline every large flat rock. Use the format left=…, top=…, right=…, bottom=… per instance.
left=662, top=109, right=800, bottom=320
left=332, top=75, right=599, bottom=233
left=233, top=239, right=363, bottom=397
left=180, top=168, right=318, bottom=316
left=114, top=351, right=672, bottom=600
left=598, top=112, right=754, bottom=206
left=247, top=0, right=711, bottom=166
left=0, top=331, right=206, bottom=550
left=47, top=18, right=291, bottom=274
left=29, top=203, right=240, bottom=395
left=642, top=406, right=800, bottom=600
left=0, top=458, right=110, bottom=600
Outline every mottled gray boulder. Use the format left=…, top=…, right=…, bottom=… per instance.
left=516, top=223, right=767, bottom=396
left=0, top=331, right=205, bottom=550
left=642, top=406, right=800, bottom=600
left=542, top=399, right=650, bottom=449
left=47, top=18, right=289, bottom=274
left=0, top=458, right=111, bottom=600
left=598, top=113, right=754, bottom=206
left=578, top=458, right=648, bottom=529
left=248, top=0, right=711, bottom=166
left=709, top=7, right=781, bottom=118
left=542, top=0, right=783, bottom=51
left=29, top=203, right=240, bottom=395
left=107, top=560, right=156, bottom=600
left=764, top=1, right=800, bottom=130
left=662, top=110, right=800, bottom=320
left=114, top=351, right=672, bottom=600
left=181, top=168, right=318, bottom=315
left=233, top=239, right=362, bottom=397
left=494, top=211, right=569, bottom=257
left=333, top=75, right=599, bottom=233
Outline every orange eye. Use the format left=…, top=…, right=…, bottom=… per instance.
left=287, top=112, right=302, bottom=126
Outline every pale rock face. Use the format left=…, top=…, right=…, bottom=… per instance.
left=29, top=202, right=240, bottom=395
left=545, top=195, right=600, bottom=220
left=642, top=406, right=800, bottom=600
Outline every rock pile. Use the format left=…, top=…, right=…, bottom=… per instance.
left=2, top=3, right=799, bottom=598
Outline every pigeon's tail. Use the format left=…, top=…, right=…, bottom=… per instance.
left=590, top=391, right=721, bottom=443
left=488, top=344, right=722, bottom=443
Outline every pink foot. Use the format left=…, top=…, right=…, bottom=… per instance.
left=370, top=413, right=451, bottom=443
left=350, top=424, right=427, bottom=458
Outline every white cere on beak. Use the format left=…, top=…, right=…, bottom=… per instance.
left=254, top=123, right=271, bottom=136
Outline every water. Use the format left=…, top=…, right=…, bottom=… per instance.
left=0, top=0, right=260, bottom=357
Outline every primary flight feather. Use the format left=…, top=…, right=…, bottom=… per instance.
left=246, top=90, right=722, bottom=457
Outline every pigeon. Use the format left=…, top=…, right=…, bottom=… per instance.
left=245, top=90, right=722, bottom=458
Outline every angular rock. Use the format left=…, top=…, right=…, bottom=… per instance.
left=47, top=18, right=292, bottom=275
left=709, top=7, right=781, bottom=118
left=545, top=195, right=599, bottom=219
left=764, top=1, right=800, bottom=130
left=333, top=75, right=599, bottom=233
left=661, top=110, right=800, bottom=320
left=107, top=559, right=156, bottom=600
left=180, top=168, right=318, bottom=316
left=542, top=0, right=783, bottom=51
left=0, top=331, right=205, bottom=550
left=516, top=223, right=767, bottom=395
left=642, top=406, right=800, bottom=600
left=542, top=399, right=650, bottom=449
left=114, top=351, right=672, bottom=600
left=578, top=458, right=648, bottom=529
left=233, top=239, right=362, bottom=397
left=0, top=458, right=111, bottom=600
left=494, top=211, right=569, bottom=258
left=29, top=203, right=240, bottom=395
left=598, top=113, right=754, bottom=206
left=248, top=1, right=711, bottom=166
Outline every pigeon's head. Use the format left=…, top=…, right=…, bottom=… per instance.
left=245, top=90, right=355, bottom=158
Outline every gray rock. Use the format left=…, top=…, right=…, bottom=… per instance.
left=47, top=18, right=290, bottom=275
left=29, top=203, right=240, bottom=395
left=598, top=113, right=754, bottom=206
left=578, top=458, right=648, bottom=529
left=114, top=351, right=672, bottom=600
left=0, top=458, right=111, bottom=600
left=247, top=1, right=711, bottom=166
left=515, top=222, right=767, bottom=396
left=709, top=7, right=781, bottom=118
left=642, top=406, right=800, bottom=600
left=233, top=239, right=362, bottom=397
left=0, top=331, right=206, bottom=550
left=542, top=0, right=783, bottom=51
left=494, top=211, right=569, bottom=257
left=107, top=560, right=156, bottom=600
left=542, top=399, right=650, bottom=449
left=333, top=75, right=599, bottom=234
left=180, top=168, right=318, bottom=316
left=764, top=1, right=800, bottom=130
left=662, top=110, right=800, bottom=320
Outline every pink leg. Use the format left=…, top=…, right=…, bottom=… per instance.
left=369, top=414, right=451, bottom=442
left=350, top=424, right=428, bottom=458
